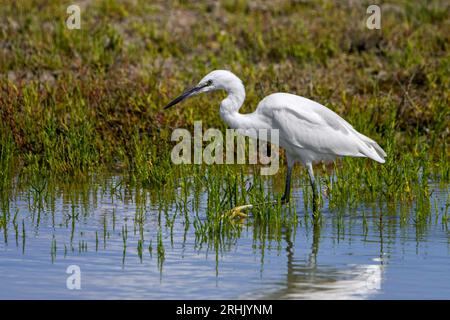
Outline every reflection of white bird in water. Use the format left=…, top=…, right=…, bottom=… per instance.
left=261, top=223, right=385, bottom=300
left=268, top=258, right=384, bottom=300
left=164, top=70, right=386, bottom=212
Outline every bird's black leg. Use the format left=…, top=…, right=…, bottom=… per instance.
left=281, top=164, right=293, bottom=204
left=307, top=163, right=320, bottom=216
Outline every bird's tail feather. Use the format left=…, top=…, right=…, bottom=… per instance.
left=356, top=132, right=387, bottom=163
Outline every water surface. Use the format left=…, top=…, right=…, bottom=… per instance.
left=0, top=175, right=448, bottom=299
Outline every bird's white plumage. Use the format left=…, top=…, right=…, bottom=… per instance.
left=253, top=93, right=386, bottom=165
left=165, top=70, right=386, bottom=204
left=195, top=70, right=386, bottom=166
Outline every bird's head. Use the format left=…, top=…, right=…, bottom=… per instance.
left=164, top=70, right=242, bottom=109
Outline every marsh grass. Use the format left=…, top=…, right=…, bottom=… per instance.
left=0, top=0, right=448, bottom=178
left=0, top=158, right=447, bottom=270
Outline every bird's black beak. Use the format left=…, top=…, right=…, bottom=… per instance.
left=164, top=83, right=208, bottom=110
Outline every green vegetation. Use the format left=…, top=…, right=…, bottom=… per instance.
left=1, top=0, right=448, bottom=178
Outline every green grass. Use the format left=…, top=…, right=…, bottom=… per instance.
left=1, top=0, right=448, bottom=179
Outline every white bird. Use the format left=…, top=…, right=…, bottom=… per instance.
left=164, top=70, right=386, bottom=210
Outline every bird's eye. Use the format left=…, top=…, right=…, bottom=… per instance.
left=206, top=80, right=213, bottom=86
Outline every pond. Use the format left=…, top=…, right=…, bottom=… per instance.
left=0, top=175, right=448, bottom=299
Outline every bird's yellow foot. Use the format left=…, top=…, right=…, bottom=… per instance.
left=222, top=204, right=253, bottom=220
left=322, top=185, right=331, bottom=199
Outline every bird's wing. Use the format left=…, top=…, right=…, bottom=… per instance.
left=257, top=93, right=385, bottom=162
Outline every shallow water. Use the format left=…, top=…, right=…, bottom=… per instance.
left=0, top=175, right=448, bottom=299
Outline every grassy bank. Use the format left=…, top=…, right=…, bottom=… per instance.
left=0, top=0, right=449, bottom=200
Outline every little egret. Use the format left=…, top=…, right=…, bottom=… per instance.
left=164, top=70, right=386, bottom=213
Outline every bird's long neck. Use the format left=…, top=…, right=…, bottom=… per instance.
left=219, top=80, right=247, bottom=129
